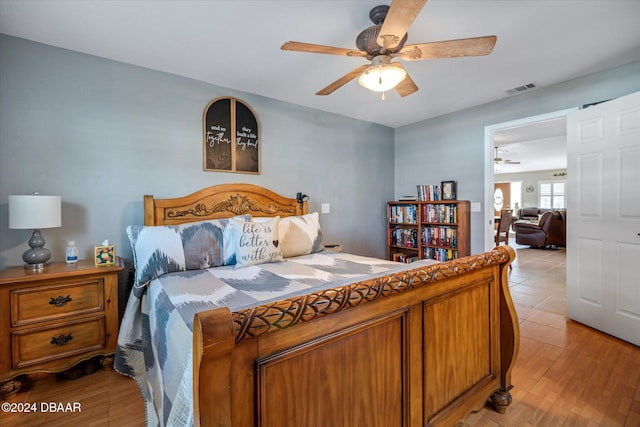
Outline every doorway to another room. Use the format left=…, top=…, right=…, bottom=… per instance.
left=484, top=108, right=575, bottom=251
left=493, top=181, right=521, bottom=245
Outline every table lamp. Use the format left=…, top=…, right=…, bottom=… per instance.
left=8, top=194, right=62, bottom=270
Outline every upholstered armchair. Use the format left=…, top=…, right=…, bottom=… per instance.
left=514, top=207, right=557, bottom=222
left=514, top=207, right=543, bottom=221
left=513, top=210, right=566, bottom=248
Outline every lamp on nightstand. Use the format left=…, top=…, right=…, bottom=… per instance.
left=9, top=194, right=62, bottom=270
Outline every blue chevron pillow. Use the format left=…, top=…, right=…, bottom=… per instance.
left=127, top=215, right=250, bottom=287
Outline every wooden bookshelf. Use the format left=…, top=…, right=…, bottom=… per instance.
left=387, top=203, right=420, bottom=263
left=387, top=200, right=470, bottom=262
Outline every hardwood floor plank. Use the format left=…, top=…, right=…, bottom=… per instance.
left=466, top=246, right=640, bottom=427
left=0, top=368, right=143, bottom=427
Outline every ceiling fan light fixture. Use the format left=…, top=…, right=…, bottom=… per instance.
left=281, top=3, right=498, bottom=98
left=358, top=56, right=406, bottom=92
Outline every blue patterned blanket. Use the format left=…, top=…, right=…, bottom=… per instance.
left=114, top=251, right=436, bottom=426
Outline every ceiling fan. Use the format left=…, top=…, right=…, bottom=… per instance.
left=281, top=0, right=497, bottom=97
left=494, top=147, right=520, bottom=165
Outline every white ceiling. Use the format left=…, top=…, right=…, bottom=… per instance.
left=493, top=116, right=568, bottom=175
left=1, top=0, right=639, bottom=172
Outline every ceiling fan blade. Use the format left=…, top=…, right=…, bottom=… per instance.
left=391, top=63, right=419, bottom=97
left=281, top=41, right=367, bottom=58
left=494, top=158, right=521, bottom=165
left=377, top=0, right=428, bottom=51
left=394, top=35, right=497, bottom=61
left=316, top=65, right=370, bottom=96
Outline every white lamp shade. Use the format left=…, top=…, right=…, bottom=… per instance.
left=358, top=64, right=407, bottom=92
left=9, top=195, right=62, bottom=229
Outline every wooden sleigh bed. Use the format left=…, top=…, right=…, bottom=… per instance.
left=117, top=183, right=519, bottom=427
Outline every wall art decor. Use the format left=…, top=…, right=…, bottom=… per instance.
left=441, top=180, right=457, bottom=200
left=203, top=97, right=260, bottom=174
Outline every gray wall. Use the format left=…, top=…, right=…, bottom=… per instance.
left=0, top=35, right=394, bottom=269
left=2, top=33, right=640, bottom=268
left=395, top=61, right=640, bottom=254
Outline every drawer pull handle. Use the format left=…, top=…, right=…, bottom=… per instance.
left=49, top=295, right=72, bottom=307
left=50, top=334, right=74, bottom=346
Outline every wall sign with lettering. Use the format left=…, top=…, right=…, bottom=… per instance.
left=203, top=97, right=260, bottom=174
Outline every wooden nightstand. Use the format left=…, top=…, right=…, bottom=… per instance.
left=0, top=260, right=122, bottom=395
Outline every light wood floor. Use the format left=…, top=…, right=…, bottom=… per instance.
left=467, top=245, right=640, bottom=427
left=2, top=246, right=639, bottom=426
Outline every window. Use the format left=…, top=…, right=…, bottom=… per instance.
left=511, top=181, right=522, bottom=211
left=493, top=187, right=504, bottom=212
left=539, top=181, right=566, bottom=209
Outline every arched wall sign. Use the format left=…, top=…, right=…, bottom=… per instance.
left=203, top=97, right=260, bottom=174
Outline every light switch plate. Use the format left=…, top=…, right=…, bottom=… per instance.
left=321, top=203, right=330, bottom=214
left=471, top=202, right=481, bottom=212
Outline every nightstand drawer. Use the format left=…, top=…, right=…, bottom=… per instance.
left=11, top=279, right=104, bottom=327
left=12, top=316, right=106, bottom=369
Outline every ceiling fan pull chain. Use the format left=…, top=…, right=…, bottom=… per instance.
left=379, top=64, right=386, bottom=100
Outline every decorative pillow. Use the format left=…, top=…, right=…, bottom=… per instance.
left=127, top=215, right=250, bottom=287
left=218, top=215, right=252, bottom=265
left=230, top=217, right=284, bottom=268
left=255, top=212, right=324, bottom=258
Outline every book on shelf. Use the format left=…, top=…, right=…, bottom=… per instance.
left=389, top=204, right=417, bottom=224
left=423, top=247, right=457, bottom=262
left=421, top=226, right=458, bottom=248
left=391, top=252, right=419, bottom=264
left=422, top=204, right=458, bottom=224
left=389, top=226, right=418, bottom=248
left=417, top=184, right=441, bottom=201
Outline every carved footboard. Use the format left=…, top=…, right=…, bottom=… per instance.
left=193, top=246, right=518, bottom=427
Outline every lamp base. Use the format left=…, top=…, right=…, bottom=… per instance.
left=22, top=229, right=52, bottom=270
left=24, top=262, right=50, bottom=271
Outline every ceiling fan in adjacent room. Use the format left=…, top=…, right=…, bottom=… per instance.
left=281, top=0, right=497, bottom=97
left=494, top=147, right=521, bottom=165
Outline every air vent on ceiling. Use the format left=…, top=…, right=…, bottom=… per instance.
left=506, top=82, right=540, bottom=95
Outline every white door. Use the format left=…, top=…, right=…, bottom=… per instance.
left=566, top=91, right=640, bottom=346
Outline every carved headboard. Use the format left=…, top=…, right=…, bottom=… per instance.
left=143, top=183, right=307, bottom=226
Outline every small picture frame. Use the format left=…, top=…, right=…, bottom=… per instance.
left=441, top=181, right=457, bottom=200
left=95, top=245, right=116, bottom=266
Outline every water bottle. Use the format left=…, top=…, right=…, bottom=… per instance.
left=66, top=241, right=78, bottom=264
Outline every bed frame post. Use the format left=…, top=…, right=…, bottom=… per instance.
left=491, top=246, right=520, bottom=413
left=192, top=307, right=235, bottom=427
left=143, top=195, right=155, bottom=226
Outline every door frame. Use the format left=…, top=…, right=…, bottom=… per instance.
left=483, top=107, right=578, bottom=251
